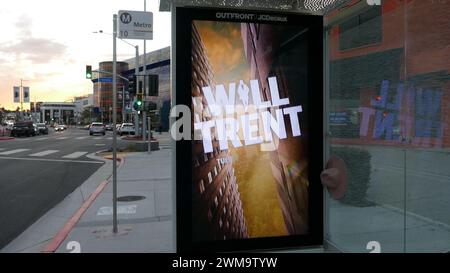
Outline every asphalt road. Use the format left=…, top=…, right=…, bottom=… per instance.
left=0, top=127, right=119, bottom=248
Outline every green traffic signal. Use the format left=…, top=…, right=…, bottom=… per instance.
left=137, top=100, right=142, bottom=106
left=86, top=65, right=92, bottom=79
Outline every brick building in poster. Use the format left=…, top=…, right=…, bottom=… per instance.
left=327, top=0, right=450, bottom=148
left=240, top=23, right=310, bottom=235
left=191, top=24, right=248, bottom=241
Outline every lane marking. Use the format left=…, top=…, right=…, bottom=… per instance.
left=35, top=137, right=50, bottom=141
left=29, top=150, right=60, bottom=157
left=75, top=136, right=87, bottom=140
left=0, top=148, right=31, bottom=155
left=95, top=144, right=106, bottom=146
left=62, top=151, right=88, bottom=159
left=0, top=156, right=104, bottom=164
left=56, top=137, right=68, bottom=140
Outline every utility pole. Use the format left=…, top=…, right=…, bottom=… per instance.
left=135, top=45, right=140, bottom=134
left=112, top=14, right=118, bottom=234
left=142, top=0, right=147, bottom=141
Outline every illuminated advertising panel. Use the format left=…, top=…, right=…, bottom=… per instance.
left=176, top=7, right=323, bottom=252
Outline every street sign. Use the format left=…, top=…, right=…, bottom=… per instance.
left=118, top=10, right=153, bottom=40
left=98, top=77, right=113, bottom=83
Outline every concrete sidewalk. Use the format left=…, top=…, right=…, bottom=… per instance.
left=55, top=150, right=174, bottom=253
left=1, top=148, right=174, bottom=253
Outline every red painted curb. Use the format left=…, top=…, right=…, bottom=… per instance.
left=0, top=137, right=14, bottom=141
left=42, top=157, right=125, bottom=253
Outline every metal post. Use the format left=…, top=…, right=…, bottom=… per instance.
left=143, top=111, right=147, bottom=141
left=20, top=79, right=23, bottom=112
left=135, top=45, right=140, bottom=134
left=148, top=116, right=151, bottom=153
left=112, top=14, right=118, bottom=234
left=122, top=86, right=125, bottom=123
left=143, top=0, right=147, bottom=138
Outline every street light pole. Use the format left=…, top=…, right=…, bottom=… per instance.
left=135, top=45, right=140, bottom=135
left=112, top=14, right=118, bottom=234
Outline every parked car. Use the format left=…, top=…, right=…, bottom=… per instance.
left=89, top=122, right=106, bottom=135
left=118, top=123, right=135, bottom=136
left=10, top=121, right=35, bottom=137
left=105, top=124, right=114, bottom=131
left=54, top=124, right=66, bottom=132
left=32, top=124, right=40, bottom=136
left=35, top=123, right=49, bottom=134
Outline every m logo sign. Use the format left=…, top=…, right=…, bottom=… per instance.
left=120, top=12, right=132, bottom=24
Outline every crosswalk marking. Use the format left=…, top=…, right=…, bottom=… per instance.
left=62, top=151, right=88, bottom=159
left=35, top=137, right=49, bottom=141
left=0, top=148, right=5, bottom=151
left=75, top=136, right=88, bottom=140
left=93, top=137, right=103, bottom=140
left=0, top=149, right=31, bottom=155
left=29, top=150, right=59, bottom=157
left=107, top=137, right=113, bottom=140
left=56, top=137, right=68, bottom=140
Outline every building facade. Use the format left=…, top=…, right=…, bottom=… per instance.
left=32, top=102, right=76, bottom=124
left=191, top=24, right=248, bottom=241
left=327, top=1, right=450, bottom=149
left=240, top=23, right=310, bottom=234
left=124, top=46, right=171, bottom=131
left=92, top=61, right=129, bottom=123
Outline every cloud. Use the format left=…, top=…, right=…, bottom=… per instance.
left=15, top=14, right=33, bottom=37
left=0, top=14, right=67, bottom=64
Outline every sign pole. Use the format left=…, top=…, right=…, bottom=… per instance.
left=112, top=14, right=118, bottom=234
left=148, top=116, right=151, bottom=153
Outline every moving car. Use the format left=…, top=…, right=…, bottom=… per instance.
left=10, top=121, right=36, bottom=137
left=54, top=124, right=66, bottom=132
left=118, top=123, right=135, bottom=136
left=36, top=123, right=49, bottom=134
left=89, top=122, right=106, bottom=135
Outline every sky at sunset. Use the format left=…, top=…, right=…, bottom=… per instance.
left=0, top=0, right=170, bottom=110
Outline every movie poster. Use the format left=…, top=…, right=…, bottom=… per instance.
left=177, top=8, right=323, bottom=251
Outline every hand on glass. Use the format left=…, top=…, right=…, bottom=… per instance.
left=320, top=155, right=348, bottom=200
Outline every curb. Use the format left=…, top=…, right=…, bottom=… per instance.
left=0, top=137, right=14, bottom=141
left=41, top=156, right=126, bottom=253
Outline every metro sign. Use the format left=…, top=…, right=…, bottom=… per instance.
left=118, top=10, right=153, bottom=40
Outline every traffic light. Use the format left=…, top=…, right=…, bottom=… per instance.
left=148, top=75, right=159, bottom=96
left=133, top=94, right=143, bottom=111
left=128, top=75, right=137, bottom=95
left=86, top=65, right=92, bottom=79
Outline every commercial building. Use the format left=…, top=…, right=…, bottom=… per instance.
left=327, top=1, right=450, bottom=149
left=92, top=61, right=129, bottom=123
left=123, top=46, right=171, bottom=131
left=30, top=102, right=76, bottom=124
left=73, top=94, right=94, bottom=124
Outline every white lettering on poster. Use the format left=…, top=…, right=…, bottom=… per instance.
left=193, top=76, right=304, bottom=153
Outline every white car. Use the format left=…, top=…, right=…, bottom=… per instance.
left=54, top=124, right=66, bottom=132
left=119, top=123, right=135, bottom=136
left=89, top=122, right=106, bottom=135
